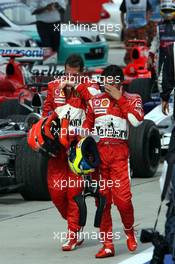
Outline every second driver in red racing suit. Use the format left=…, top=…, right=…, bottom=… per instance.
left=82, top=65, right=144, bottom=258
left=42, top=54, right=100, bottom=251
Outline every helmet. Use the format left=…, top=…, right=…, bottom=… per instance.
left=27, top=118, right=61, bottom=157
left=68, top=136, right=100, bottom=175
left=160, top=0, right=175, bottom=18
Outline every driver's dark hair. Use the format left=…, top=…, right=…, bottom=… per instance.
left=65, top=54, right=84, bottom=72
left=102, top=65, right=124, bottom=82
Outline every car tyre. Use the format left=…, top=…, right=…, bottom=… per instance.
left=0, top=99, right=30, bottom=119
left=129, top=120, right=161, bottom=178
left=127, top=78, right=152, bottom=103
left=15, top=137, right=50, bottom=201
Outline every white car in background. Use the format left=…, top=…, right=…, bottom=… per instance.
left=0, top=29, right=39, bottom=67
left=98, top=0, right=122, bottom=40
left=0, top=30, right=37, bottom=48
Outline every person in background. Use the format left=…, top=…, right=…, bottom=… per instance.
left=149, top=0, right=175, bottom=118
left=30, top=0, right=66, bottom=54
left=120, top=0, right=152, bottom=64
left=148, top=0, right=161, bottom=44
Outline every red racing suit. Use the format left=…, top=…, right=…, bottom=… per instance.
left=42, top=79, right=100, bottom=232
left=82, top=91, right=144, bottom=243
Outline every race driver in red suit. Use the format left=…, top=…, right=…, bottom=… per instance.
left=42, top=54, right=100, bottom=251
left=82, top=65, right=144, bottom=258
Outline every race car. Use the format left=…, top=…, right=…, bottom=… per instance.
left=121, top=39, right=159, bottom=103
left=123, top=40, right=152, bottom=83
left=0, top=47, right=47, bottom=119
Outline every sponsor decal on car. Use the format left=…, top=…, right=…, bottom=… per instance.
left=31, top=65, right=65, bottom=76
left=0, top=47, right=44, bottom=61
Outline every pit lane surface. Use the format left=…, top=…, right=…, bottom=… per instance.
left=0, top=164, right=167, bottom=264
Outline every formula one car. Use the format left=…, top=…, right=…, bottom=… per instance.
left=0, top=47, right=49, bottom=119
left=122, top=40, right=158, bottom=105
left=123, top=40, right=152, bottom=83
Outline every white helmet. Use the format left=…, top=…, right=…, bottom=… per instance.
left=160, top=0, right=175, bottom=18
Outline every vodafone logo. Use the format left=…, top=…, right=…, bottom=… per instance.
left=55, top=89, right=65, bottom=97
left=94, top=99, right=101, bottom=107
left=55, top=89, right=60, bottom=96
left=60, top=90, right=65, bottom=96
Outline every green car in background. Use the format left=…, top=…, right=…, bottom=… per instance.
left=0, top=0, right=108, bottom=67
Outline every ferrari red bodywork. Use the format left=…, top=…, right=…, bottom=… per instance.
left=123, top=40, right=152, bottom=85
left=91, top=40, right=153, bottom=87
left=0, top=54, right=27, bottom=103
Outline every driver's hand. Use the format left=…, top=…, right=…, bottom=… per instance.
left=162, top=100, right=169, bottom=115
left=105, top=84, right=122, bottom=100
left=59, top=80, right=75, bottom=90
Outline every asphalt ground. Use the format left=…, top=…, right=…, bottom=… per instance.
left=108, top=40, right=125, bottom=66
left=0, top=164, right=168, bottom=264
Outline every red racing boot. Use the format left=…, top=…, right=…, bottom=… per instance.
left=62, top=230, right=84, bottom=251
left=95, top=243, right=115, bottom=258
left=124, top=227, right=137, bottom=252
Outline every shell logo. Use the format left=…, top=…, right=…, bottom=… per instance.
left=55, top=88, right=60, bottom=96
left=101, top=99, right=110, bottom=107
left=60, top=90, right=65, bottom=96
